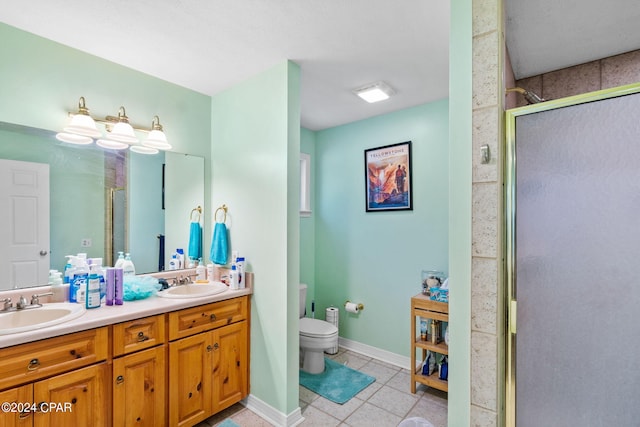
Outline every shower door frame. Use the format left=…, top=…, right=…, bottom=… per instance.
left=504, top=82, right=640, bottom=427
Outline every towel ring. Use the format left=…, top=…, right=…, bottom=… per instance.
left=214, top=204, right=227, bottom=223
left=190, top=206, right=202, bottom=222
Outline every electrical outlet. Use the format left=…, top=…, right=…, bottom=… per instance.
left=81, top=238, right=92, bottom=248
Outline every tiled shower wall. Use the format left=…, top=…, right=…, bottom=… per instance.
left=472, top=0, right=640, bottom=425
left=514, top=49, right=640, bottom=107
left=471, top=0, right=503, bottom=426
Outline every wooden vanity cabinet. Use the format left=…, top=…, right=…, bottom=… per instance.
left=33, top=362, right=109, bottom=427
left=0, top=295, right=250, bottom=427
left=0, top=327, right=109, bottom=427
left=168, top=296, right=249, bottom=427
left=0, top=384, right=32, bottom=427
left=112, top=314, right=167, bottom=427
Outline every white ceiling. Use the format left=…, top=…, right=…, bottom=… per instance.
left=1, top=1, right=639, bottom=130
left=506, top=0, right=640, bottom=80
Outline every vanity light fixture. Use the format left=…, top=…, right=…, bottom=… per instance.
left=58, top=97, right=172, bottom=155
left=142, top=116, right=172, bottom=150
left=353, top=81, right=395, bottom=103
left=105, top=107, right=139, bottom=144
left=56, top=96, right=102, bottom=145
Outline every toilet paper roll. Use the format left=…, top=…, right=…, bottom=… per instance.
left=326, top=307, right=339, bottom=355
left=345, top=302, right=360, bottom=314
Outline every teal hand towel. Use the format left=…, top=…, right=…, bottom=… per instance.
left=210, top=222, right=228, bottom=265
left=188, top=221, right=202, bottom=261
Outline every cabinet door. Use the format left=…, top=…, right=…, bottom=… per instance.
left=169, top=332, right=213, bottom=427
left=33, top=362, right=109, bottom=427
left=0, top=384, right=32, bottom=427
left=113, top=346, right=166, bottom=427
left=212, top=321, right=248, bottom=412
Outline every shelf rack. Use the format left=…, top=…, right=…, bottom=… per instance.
left=410, top=293, right=448, bottom=393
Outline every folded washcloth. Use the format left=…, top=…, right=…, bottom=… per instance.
left=210, top=222, right=228, bottom=265
left=188, top=221, right=202, bottom=261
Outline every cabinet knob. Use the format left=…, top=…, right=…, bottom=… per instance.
left=27, top=358, right=40, bottom=371
left=116, top=375, right=125, bottom=384
left=206, top=345, right=213, bottom=352
left=18, top=411, right=32, bottom=420
left=214, top=342, right=219, bottom=350
left=137, top=331, right=149, bottom=342
left=210, top=313, right=217, bottom=321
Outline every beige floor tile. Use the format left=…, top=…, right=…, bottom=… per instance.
left=230, top=407, right=276, bottom=426
left=353, top=380, right=381, bottom=401
left=359, top=360, right=400, bottom=384
left=299, top=405, right=342, bottom=426
left=367, top=385, right=419, bottom=418
left=299, top=384, right=320, bottom=404
left=344, top=402, right=403, bottom=427
left=329, top=350, right=371, bottom=370
left=405, top=396, right=447, bottom=427
left=310, top=396, right=364, bottom=421
left=387, top=370, right=418, bottom=395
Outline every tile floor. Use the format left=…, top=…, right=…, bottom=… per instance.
left=196, top=348, right=448, bottom=427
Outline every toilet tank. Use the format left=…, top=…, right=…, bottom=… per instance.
left=299, top=284, right=307, bottom=318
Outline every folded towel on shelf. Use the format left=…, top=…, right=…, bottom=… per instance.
left=188, top=221, right=202, bottom=261
left=210, top=222, right=228, bottom=265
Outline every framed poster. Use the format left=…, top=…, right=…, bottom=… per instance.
left=364, top=141, right=412, bottom=212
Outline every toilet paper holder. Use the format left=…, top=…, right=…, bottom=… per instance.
left=344, top=301, right=364, bottom=312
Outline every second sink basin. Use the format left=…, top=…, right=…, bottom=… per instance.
left=157, top=281, right=229, bottom=299
left=0, top=303, right=86, bottom=336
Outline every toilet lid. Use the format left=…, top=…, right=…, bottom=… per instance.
left=300, top=317, right=338, bottom=338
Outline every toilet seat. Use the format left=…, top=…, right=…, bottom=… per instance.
left=299, top=317, right=338, bottom=338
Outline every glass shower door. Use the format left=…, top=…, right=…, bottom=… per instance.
left=506, top=85, right=640, bottom=427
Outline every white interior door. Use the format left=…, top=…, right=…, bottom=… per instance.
left=0, top=159, right=50, bottom=290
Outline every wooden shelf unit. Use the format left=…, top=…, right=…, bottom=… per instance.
left=411, top=293, right=448, bottom=393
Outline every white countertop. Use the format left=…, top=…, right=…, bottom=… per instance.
left=0, top=284, right=252, bottom=348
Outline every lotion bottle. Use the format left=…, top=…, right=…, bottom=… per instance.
left=86, top=265, right=101, bottom=309
left=122, top=253, right=136, bottom=276
left=196, top=258, right=206, bottom=281
left=114, top=252, right=125, bottom=269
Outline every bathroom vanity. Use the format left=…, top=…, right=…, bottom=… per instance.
left=0, top=281, right=251, bottom=427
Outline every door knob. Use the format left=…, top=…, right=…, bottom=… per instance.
left=39, top=250, right=48, bottom=256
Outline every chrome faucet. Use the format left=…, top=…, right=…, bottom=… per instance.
left=0, top=292, right=55, bottom=311
left=16, top=295, right=28, bottom=310
left=31, top=292, right=54, bottom=306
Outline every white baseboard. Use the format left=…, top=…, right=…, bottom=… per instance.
left=243, top=339, right=408, bottom=426
left=243, top=394, right=304, bottom=427
left=338, top=336, right=411, bottom=370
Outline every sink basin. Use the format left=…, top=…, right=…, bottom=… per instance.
left=0, top=303, right=86, bottom=335
left=157, top=281, right=229, bottom=299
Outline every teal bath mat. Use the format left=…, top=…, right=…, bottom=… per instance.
left=217, top=419, right=240, bottom=427
left=300, top=358, right=376, bottom=404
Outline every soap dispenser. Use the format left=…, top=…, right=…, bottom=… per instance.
left=114, top=251, right=125, bottom=269
left=122, top=253, right=136, bottom=276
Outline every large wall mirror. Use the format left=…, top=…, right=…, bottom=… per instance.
left=0, top=122, right=204, bottom=291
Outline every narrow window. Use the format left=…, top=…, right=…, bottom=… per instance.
left=300, top=153, right=311, bottom=216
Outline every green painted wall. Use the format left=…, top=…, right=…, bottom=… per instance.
left=449, top=0, right=473, bottom=425
left=313, top=101, right=449, bottom=356
left=129, top=151, right=165, bottom=273
left=300, top=127, right=316, bottom=316
left=0, top=23, right=213, bottom=253
left=210, top=61, right=301, bottom=415
left=0, top=127, right=105, bottom=271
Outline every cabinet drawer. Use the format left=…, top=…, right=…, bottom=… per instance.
left=112, top=314, right=166, bottom=356
left=0, top=327, right=108, bottom=391
left=169, top=296, right=248, bottom=341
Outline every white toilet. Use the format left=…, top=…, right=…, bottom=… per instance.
left=299, top=284, right=339, bottom=374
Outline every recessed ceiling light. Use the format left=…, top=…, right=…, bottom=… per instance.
left=353, top=81, right=395, bottom=103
